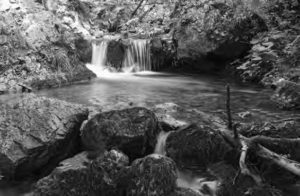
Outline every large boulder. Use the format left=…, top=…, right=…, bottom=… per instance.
left=126, top=154, right=177, bottom=196
left=81, top=107, right=160, bottom=160
left=0, top=94, right=88, bottom=181
left=166, top=124, right=233, bottom=170
left=33, top=150, right=129, bottom=196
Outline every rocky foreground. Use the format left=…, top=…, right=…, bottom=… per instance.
left=0, top=94, right=299, bottom=196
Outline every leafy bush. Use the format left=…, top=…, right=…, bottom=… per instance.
left=230, top=0, right=300, bottom=85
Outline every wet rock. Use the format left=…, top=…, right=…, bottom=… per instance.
left=75, top=38, right=92, bottom=63
left=0, top=94, right=88, bottom=181
left=166, top=124, right=233, bottom=170
left=25, top=70, right=96, bottom=91
left=81, top=107, right=160, bottom=160
left=34, top=150, right=129, bottom=196
left=271, top=79, right=300, bottom=110
left=152, top=103, right=188, bottom=131
left=106, top=40, right=126, bottom=71
left=126, top=154, right=177, bottom=196
left=150, top=37, right=175, bottom=71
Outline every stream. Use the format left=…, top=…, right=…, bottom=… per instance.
left=0, top=71, right=299, bottom=195
left=30, top=72, right=300, bottom=122
left=1, top=71, right=299, bottom=122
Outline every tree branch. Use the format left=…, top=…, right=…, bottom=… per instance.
left=131, top=0, right=145, bottom=19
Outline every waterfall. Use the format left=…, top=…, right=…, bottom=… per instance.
left=92, top=41, right=109, bottom=68
left=87, top=40, right=110, bottom=77
left=88, top=38, right=152, bottom=76
left=154, top=131, right=172, bottom=155
left=154, top=131, right=219, bottom=196
left=123, top=39, right=152, bottom=72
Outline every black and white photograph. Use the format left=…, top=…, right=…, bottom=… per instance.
left=0, top=0, right=299, bottom=195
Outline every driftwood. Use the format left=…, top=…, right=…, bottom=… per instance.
left=224, top=85, right=300, bottom=184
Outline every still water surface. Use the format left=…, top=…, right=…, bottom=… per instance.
left=34, top=72, right=299, bottom=121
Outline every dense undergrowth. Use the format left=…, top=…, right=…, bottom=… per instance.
left=230, top=0, right=300, bottom=86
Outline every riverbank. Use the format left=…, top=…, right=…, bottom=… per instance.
left=0, top=93, right=299, bottom=196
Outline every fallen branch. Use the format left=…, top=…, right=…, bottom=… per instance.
left=256, top=144, right=300, bottom=176
left=242, top=136, right=300, bottom=178
left=239, top=140, right=263, bottom=184
left=221, top=129, right=300, bottom=181
left=221, top=84, right=300, bottom=182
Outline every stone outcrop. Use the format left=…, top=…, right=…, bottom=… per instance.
left=126, top=154, right=177, bottom=196
left=81, top=107, right=160, bottom=160
left=33, top=150, right=129, bottom=196
left=166, top=124, right=233, bottom=170
left=0, top=94, right=88, bottom=181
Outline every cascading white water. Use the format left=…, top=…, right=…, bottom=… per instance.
left=87, top=40, right=110, bottom=77
left=92, top=41, right=108, bottom=68
left=154, top=131, right=172, bottom=155
left=87, top=38, right=152, bottom=76
left=123, top=39, right=152, bottom=72
left=154, top=131, right=219, bottom=196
